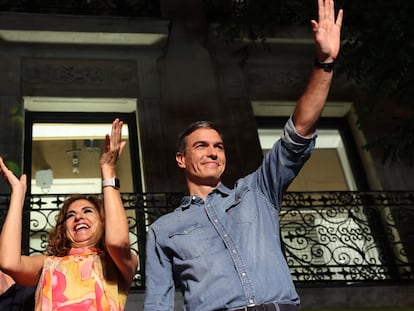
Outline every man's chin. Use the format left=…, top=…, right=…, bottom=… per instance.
left=204, top=177, right=222, bottom=187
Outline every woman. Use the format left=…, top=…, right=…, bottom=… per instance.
left=0, top=118, right=138, bottom=311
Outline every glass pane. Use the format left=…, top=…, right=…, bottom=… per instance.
left=29, top=122, right=137, bottom=256
left=257, top=128, right=357, bottom=191
left=31, top=123, right=133, bottom=194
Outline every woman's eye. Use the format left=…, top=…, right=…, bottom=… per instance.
left=65, top=213, right=74, bottom=220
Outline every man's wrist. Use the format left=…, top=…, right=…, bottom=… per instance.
left=314, top=58, right=335, bottom=72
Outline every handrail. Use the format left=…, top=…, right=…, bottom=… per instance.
left=1, top=191, right=413, bottom=289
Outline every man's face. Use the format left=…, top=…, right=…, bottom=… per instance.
left=176, top=128, right=226, bottom=187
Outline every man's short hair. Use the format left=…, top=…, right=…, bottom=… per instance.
left=176, top=121, right=222, bottom=153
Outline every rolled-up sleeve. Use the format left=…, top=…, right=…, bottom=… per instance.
left=281, top=116, right=317, bottom=154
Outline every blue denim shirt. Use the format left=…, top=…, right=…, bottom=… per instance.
left=144, top=117, right=316, bottom=311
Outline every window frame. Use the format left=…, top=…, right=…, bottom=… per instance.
left=24, top=111, right=142, bottom=193
left=255, top=116, right=369, bottom=191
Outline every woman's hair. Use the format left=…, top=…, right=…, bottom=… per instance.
left=45, top=194, right=105, bottom=256
left=176, top=120, right=222, bottom=154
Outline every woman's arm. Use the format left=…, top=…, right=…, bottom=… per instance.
left=100, top=119, right=138, bottom=287
left=0, top=157, right=46, bottom=286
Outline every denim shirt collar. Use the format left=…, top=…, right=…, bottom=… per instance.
left=178, top=183, right=232, bottom=209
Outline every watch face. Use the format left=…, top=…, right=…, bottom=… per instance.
left=114, top=178, right=120, bottom=188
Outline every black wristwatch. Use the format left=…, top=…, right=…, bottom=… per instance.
left=314, top=58, right=335, bottom=72
left=102, top=177, right=120, bottom=190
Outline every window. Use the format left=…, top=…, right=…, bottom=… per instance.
left=25, top=111, right=141, bottom=194
left=31, top=122, right=132, bottom=194
left=258, top=126, right=359, bottom=191
left=254, top=100, right=369, bottom=191
left=23, top=97, right=142, bottom=256
left=255, top=108, right=385, bottom=281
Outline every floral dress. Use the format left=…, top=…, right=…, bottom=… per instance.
left=35, top=247, right=128, bottom=311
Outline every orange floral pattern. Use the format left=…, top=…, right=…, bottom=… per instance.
left=35, top=248, right=127, bottom=311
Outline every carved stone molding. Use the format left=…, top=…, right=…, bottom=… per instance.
left=244, top=64, right=308, bottom=99
left=22, top=58, right=138, bottom=97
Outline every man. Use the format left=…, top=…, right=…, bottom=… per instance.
left=0, top=270, right=34, bottom=311
left=144, top=0, right=343, bottom=310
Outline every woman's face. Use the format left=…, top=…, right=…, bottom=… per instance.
left=64, top=199, right=104, bottom=249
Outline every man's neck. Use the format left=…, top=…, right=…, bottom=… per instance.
left=187, top=182, right=221, bottom=200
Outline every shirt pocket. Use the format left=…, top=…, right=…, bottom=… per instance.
left=228, top=203, right=258, bottom=224
left=168, top=222, right=224, bottom=260
left=226, top=191, right=259, bottom=224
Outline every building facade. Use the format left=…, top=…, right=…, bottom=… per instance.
left=1, top=1, right=414, bottom=309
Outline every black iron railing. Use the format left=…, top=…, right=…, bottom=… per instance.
left=281, top=192, right=414, bottom=285
left=1, top=191, right=413, bottom=289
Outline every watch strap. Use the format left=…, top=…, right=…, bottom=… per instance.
left=102, top=177, right=120, bottom=189
left=314, top=58, right=335, bottom=72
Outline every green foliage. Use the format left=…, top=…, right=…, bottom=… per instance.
left=204, top=0, right=314, bottom=43
left=4, top=160, right=21, bottom=176
left=339, top=0, right=414, bottom=164
left=204, top=0, right=414, bottom=165
left=0, top=103, right=23, bottom=178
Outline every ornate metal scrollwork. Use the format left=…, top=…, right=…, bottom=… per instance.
left=1, top=191, right=413, bottom=289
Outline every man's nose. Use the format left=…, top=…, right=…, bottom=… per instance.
left=207, top=146, right=218, bottom=159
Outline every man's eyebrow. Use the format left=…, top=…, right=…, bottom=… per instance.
left=192, top=140, right=223, bottom=146
left=191, top=140, right=208, bottom=146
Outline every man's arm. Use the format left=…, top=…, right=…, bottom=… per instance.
left=292, top=0, right=343, bottom=137
left=144, top=227, right=175, bottom=311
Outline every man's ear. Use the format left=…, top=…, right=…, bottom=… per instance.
left=176, top=152, right=186, bottom=168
